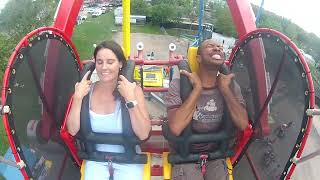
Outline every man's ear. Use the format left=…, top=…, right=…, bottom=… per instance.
left=196, top=55, right=201, bottom=63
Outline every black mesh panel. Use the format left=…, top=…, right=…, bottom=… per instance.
left=232, top=33, right=308, bottom=180
left=6, top=32, right=80, bottom=179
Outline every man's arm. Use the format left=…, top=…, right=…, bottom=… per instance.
left=220, top=86, right=248, bottom=130
left=168, top=86, right=201, bottom=136
left=166, top=70, right=202, bottom=136
left=218, top=74, right=248, bottom=130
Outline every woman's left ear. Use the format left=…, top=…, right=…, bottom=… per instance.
left=120, top=62, right=123, bottom=70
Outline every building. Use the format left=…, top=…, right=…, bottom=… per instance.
left=114, top=7, right=146, bottom=25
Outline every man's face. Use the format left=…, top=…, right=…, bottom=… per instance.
left=198, top=40, right=225, bottom=69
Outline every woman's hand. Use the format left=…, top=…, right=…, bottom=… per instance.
left=117, top=75, right=137, bottom=102
left=74, top=71, right=92, bottom=100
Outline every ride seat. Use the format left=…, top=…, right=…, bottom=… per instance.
left=60, top=60, right=151, bottom=180
left=162, top=47, right=235, bottom=179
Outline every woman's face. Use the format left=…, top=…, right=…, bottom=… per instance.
left=95, top=48, right=122, bottom=83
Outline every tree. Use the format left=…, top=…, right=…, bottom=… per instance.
left=0, top=0, right=58, bottom=42
left=131, top=0, right=151, bottom=16
left=0, top=33, right=14, bottom=81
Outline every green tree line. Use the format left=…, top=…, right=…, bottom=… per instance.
left=131, top=0, right=319, bottom=61
left=0, top=0, right=58, bottom=80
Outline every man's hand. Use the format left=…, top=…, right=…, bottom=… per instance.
left=180, top=70, right=202, bottom=90
left=74, top=71, right=92, bottom=100
left=117, top=75, right=137, bottom=102
left=217, top=73, right=234, bottom=91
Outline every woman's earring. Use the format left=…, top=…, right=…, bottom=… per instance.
left=120, top=67, right=122, bottom=71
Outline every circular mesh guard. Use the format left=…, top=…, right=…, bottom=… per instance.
left=231, top=32, right=309, bottom=179
left=5, top=32, right=80, bottom=179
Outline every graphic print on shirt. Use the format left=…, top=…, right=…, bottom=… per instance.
left=192, top=95, right=224, bottom=123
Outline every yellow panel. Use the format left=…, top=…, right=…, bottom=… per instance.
left=142, top=67, right=163, bottom=87
left=134, top=66, right=141, bottom=81
left=163, top=152, right=172, bottom=180
left=187, top=47, right=199, bottom=73
left=226, top=157, right=234, bottom=180
left=80, top=161, right=85, bottom=180
left=143, top=153, right=151, bottom=180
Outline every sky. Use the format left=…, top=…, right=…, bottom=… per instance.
left=0, top=0, right=319, bottom=37
left=250, top=0, right=320, bottom=38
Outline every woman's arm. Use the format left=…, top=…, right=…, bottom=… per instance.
left=67, top=72, right=92, bottom=136
left=127, top=86, right=151, bottom=140
left=66, top=97, right=83, bottom=136
left=117, top=75, right=151, bottom=140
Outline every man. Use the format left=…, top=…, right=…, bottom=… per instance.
left=165, top=39, right=248, bottom=180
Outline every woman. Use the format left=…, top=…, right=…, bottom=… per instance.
left=67, top=41, right=151, bottom=180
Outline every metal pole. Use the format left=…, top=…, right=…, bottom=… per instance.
left=123, top=0, right=131, bottom=58
left=0, top=156, right=20, bottom=169
left=295, top=149, right=320, bottom=164
left=197, top=0, right=204, bottom=46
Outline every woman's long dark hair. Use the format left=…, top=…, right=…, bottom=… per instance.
left=93, top=41, right=127, bottom=99
left=93, top=41, right=127, bottom=75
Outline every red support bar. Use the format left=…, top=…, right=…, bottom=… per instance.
left=231, top=124, right=253, bottom=164
left=53, top=0, right=83, bottom=38
left=143, top=87, right=169, bottom=92
left=151, top=165, right=163, bottom=176
left=133, top=59, right=183, bottom=66
left=227, top=0, right=257, bottom=37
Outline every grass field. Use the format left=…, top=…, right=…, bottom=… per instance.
left=0, top=118, right=8, bottom=155
left=72, top=12, right=116, bottom=60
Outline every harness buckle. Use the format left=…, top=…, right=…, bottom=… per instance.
left=107, top=157, right=114, bottom=180
left=199, top=154, right=209, bottom=176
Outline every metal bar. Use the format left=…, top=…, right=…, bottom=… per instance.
left=0, top=155, right=20, bottom=168
left=245, top=151, right=261, bottom=180
left=53, top=0, right=83, bottom=38
left=306, top=109, right=320, bottom=116
left=133, top=59, right=182, bottom=65
left=143, top=87, right=168, bottom=92
left=150, top=92, right=165, bottom=105
left=123, top=0, right=131, bottom=58
left=296, top=149, right=320, bottom=164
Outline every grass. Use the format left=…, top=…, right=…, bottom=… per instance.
left=131, top=23, right=163, bottom=35
left=72, top=13, right=185, bottom=60
left=0, top=118, right=8, bottom=155
left=72, top=12, right=116, bottom=60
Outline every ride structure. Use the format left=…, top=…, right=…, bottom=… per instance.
left=0, top=0, right=319, bottom=180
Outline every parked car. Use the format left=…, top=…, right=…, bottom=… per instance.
left=92, top=10, right=102, bottom=18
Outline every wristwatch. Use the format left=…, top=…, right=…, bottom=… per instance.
left=125, top=100, right=138, bottom=109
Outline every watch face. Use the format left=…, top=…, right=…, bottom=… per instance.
left=126, top=102, right=134, bottom=108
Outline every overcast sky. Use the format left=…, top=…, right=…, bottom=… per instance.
left=250, top=0, right=320, bottom=37
left=0, top=0, right=319, bottom=37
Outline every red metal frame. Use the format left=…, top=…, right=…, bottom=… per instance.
left=60, top=97, right=82, bottom=166
left=53, top=0, right=84, bottom=38
left=228, top=28, right=314, bottom=178
left=227, top=0, right=257, bottom=37
left=2, top=0, right=311, bottom=178
left=1, top=27, right=81, bottom=179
